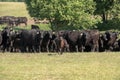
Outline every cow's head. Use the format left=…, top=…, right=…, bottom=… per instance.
left=39, top=30, right=44, bottom=39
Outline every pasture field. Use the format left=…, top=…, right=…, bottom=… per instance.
left=0, top=2, right=29, bottom=17
left=0, top=52, right=120, bottom=80
left=0, top=2, right=52, bottom=30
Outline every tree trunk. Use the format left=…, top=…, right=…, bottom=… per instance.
left=102, top=12, right=106, bottom=22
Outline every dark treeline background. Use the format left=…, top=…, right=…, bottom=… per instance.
left=0, top=0, right=24, bottom=2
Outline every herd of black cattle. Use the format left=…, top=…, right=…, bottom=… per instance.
left=0, top=24, right=120, bottom=54
left=0, top=16, right=27, bottom=26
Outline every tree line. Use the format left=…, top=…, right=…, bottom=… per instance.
left=25, top=0, right=120, bottom=30
left=0, top=0, right=24, bottom=2
left=1, top=0, right=119, bottom=30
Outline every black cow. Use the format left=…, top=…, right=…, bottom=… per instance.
left=41, top=31, right=52, bottom=52
left=0, top=16, right=17, bottom=27
left=31, top=25, right=40, bottom=29
left=81, top=30, right=100, bottom=52
left=34, top=30, right=44, bottom=52
left=0, top=16, right=11, bottom=25
left=1, top=27, right=11, bottom=52
left=8, top=16, right=17, bottom=27
left=12, top=31, right=22, bottom=52
left=113, top=39, right=120, bottom=51
left=15, top=17, right=27, bottom=26
left=100, top=31, right=119, bottom=51
left=8, top=29, right=17, bottom=52
left=14, top=29, right=42, bottom=52
left=6, top=29, right=24, bottom=52
left=64, top=30, right=83, bottom=52
left=47, top=31, right=57, bottom=52
left=0, top=27, right=20, bottom=52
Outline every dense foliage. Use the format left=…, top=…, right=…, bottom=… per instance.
left=25, top=0, right=101, bottom=30
left=94, top=0, right=120, bottom=30
left=1, top=0, right=119, bottom=30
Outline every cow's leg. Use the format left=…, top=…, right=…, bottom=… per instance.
left=50, top=42, right=54, bottom=52
left=53, top=40, right=57, bottom=52
left=96, top=43, right=99, bottom=52
left=75, top=45, right=78, bottom=52
left=35, top=45, right=39, bottom=53
left=39, top=45, right=42, bottom=53
left=32, top=46, right=35, bottom=53
left=81, top=45, right=85, bottom=52
left=29, top=46, right=34, bottom=53
left=91, top=45, right=95, bottom=52
left=20, top=46, right=26, bottom=53
left=2, top=45, right=6, bottom=53
left=66, top=45, right=69, bottom=52
left=92, top=41, right=99, bottom=52
left=60, top=48, right=63, bottom=55
left=46, top=40, right=50, bottom=53
left=46, top=45, right=49, bottom=53
left=109, top=46, right=113, bottom=51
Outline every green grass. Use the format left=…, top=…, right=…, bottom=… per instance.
left=0, top=2, right=29, bottom=17
left=0, top=2, right=52, bottom=30
left=0, top=52, right=120, bottom=80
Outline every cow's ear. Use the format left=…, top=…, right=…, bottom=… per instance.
left=52, top=32, right=55, bottom=34
left=37, top=31, right=40, bottom=34
left=80, top=33, right=83, bottom=36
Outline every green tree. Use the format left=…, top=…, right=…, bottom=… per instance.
left=94, top=0, right=120, bottom=22
left=94, top=0, right=120, bottom=30
left=111, top=0, right=120, bottom=19
left=25, top=0, right=99, bottom=30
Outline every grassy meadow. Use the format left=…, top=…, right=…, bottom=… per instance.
left=0, top=2, right=52, bottom=30
left=0, top=52, right=120, bottom=80
left=0, top=2, right=29, bottom=17
left=0, top=2, right=120, bottom=80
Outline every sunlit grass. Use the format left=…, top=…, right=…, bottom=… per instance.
left=0, top=2, right=30, bottom=17
left=0, top=2, right=51, bottom=31
left=0, top=52, right=120, bottom=80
